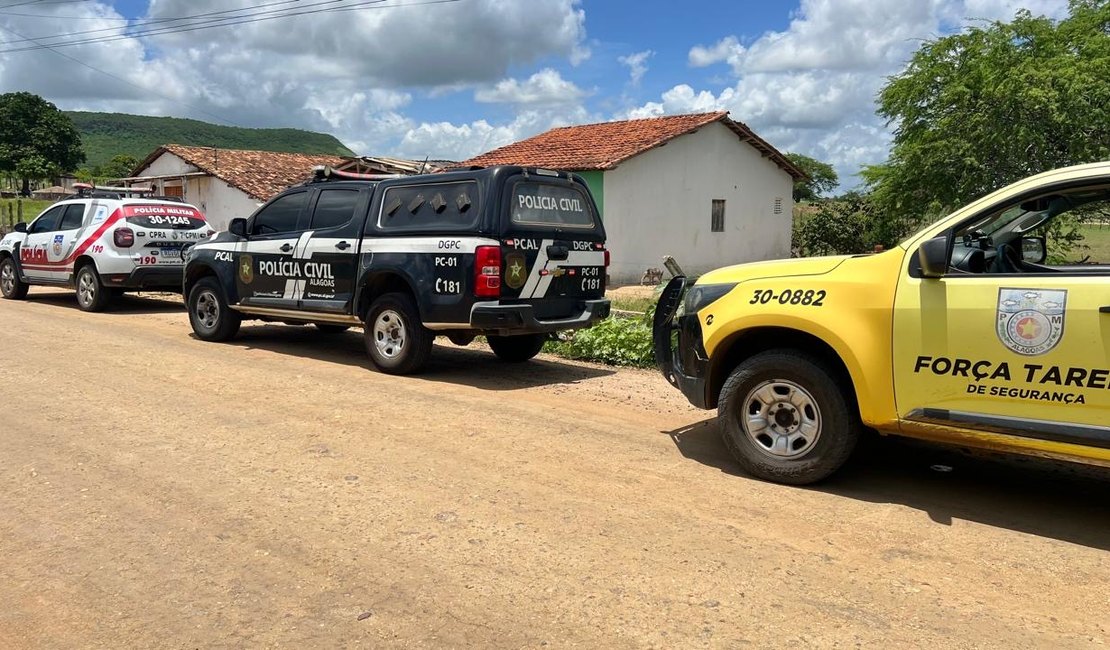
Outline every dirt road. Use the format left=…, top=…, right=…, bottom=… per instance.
left=1, top=290, right=1107, bottom=648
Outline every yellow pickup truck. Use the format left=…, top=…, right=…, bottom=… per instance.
left=654, top=162, right=1110, bottom=484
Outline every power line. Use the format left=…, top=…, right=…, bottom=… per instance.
left=0, top=20, right=241, bottom=126
left=0, top=0, right=461, bottom=54
left=0, top=0, right=305, bottom=42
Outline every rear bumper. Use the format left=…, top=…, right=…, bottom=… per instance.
left=470, top=298, right=611, bottom=335
left=652, top=276, right=711, bottom=409
left=102, top=266, right=183, bottom=291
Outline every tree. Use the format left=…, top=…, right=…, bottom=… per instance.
left=94, top=154, right=141, bottom=180
left=786, top=152, right=838, bottom=202
left=865, top=0, right=1110, bottom=235
left=0, top=92, right=85, bottom=195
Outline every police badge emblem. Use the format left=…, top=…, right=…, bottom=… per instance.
left=504, top=251, right=527, bottom=290
left=996, top=288, right=1066, bottom=356
left=239, top=254, right=254, bottom=285
left=52, top=234, right=64, bottom=257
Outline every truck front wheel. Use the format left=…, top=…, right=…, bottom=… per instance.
left=718, top=350, right=860, bottom=485
left=188, top=277, right=241, bottom=341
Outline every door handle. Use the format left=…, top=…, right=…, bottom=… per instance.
left=280, top=243, right=293, bottom=253
left=335, top=241, right=350, bottom=250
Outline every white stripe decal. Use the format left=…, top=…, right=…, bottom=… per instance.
left=359, top=236, right=499, bottom=254
left=520, top=239, right=552, bottom=299
left=293, top=231, right=314, bottom=258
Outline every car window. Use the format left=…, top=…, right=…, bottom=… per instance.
left=947, top=185, right=1110, bottom=273
left=58, top=204, right=87, bottom=231
left=311, top=189, right=359, bottom=230
left=378, top=181, right=479, bottom=231
left=252, top=191, right=307, bottom=236
left=29, top=205, right=65, bottom=234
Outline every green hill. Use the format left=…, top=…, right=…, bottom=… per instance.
left=67, top=111, right=355, bottom=169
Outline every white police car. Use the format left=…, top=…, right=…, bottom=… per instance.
left=0, top=184, right=213, bottom=311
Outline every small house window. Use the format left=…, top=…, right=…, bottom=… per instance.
left=711, top=199, right=725, bottom=232
left=774, top=197, right=783, bottom=215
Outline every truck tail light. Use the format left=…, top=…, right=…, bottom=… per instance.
left=114, top=228, right=135, bottom=248
left=474, top=245, right=501, bottom=298
left=604, top=249, right=610, bottom=267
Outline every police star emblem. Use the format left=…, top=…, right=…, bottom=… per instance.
left=504, top=252, right=527, bottom=290
left=996, top=288, right=1066, bottom=356
left=239, top=253, right=254, bottom=285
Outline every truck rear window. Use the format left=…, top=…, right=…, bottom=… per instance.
left=123, top=204, right=206, bottom=229
left=511, top=182, right=595, bottom=228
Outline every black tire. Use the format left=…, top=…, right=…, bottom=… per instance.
left=487, top=333, right=547, bottom=362
left=0, top=256, right=28, bottom=300
left=363, top=292, right=432, bottom=375
left=187, top=277, right=241, bottom=342
left=75, top=264, right=111, bottom=312
left=314, top=323, right=350, bottom=334
left=718, top=350, right=861, bottom=485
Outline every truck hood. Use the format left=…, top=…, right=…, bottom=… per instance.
left=696, top=255, right=849, bottom=285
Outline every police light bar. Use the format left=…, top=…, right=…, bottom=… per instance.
left=311, top=165, right=400, bottom=181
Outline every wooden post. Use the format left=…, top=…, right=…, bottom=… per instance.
left=17, top=199, right=23, bottom=223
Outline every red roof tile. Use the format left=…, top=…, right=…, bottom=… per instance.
left=461, top=112, right=805, bottom=179
left=137, top=145, right=346, bottom=200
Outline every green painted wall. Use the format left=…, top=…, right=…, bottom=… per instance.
left=577, top=170, right=605, bottom=219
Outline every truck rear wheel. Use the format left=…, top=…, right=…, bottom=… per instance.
left=718, top=350, right=860, bottom=485
left=0, top=257, right=28, bottom=300
left=75, top=264, right=110, bottom=312
left=364, top=292, right=432, bottom=375
left=487, top=333, right=546, bottom=362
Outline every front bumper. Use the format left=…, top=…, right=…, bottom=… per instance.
left=471, top=298, right=611, bottom=335
left=652, top=276, right=711, bottom=409
left=102, top=266, right=183, bottom=291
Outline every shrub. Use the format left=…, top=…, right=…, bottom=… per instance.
left=546, top=305, right=655, bottom=368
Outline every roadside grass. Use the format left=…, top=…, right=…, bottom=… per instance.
left=0, top=198, right=52, bottom=229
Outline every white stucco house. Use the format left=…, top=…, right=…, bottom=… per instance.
left=462, top=112, right=804, bottom=285
left=123, top=145, right=347, bottom=230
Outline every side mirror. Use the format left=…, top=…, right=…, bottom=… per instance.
left=13, top=222, right=27, bottom=233
left=1021, top=236, right=1047, bottom=264
left=917, top=235, right=949, bottom=278
left=228, top=217, right=248, bottom=238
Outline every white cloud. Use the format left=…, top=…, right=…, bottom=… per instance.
left=688, top=36, right=745, bottom=70
left=617, top=50, right=653, bottom=86
left=639, top=0, right=1072, bottom=187
left=474, top=69, right=588, bottom=106
left=396, top=106, right=599, bottom=161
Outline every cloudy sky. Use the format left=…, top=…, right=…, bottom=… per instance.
left=0, top=0, right=1071, bottom=185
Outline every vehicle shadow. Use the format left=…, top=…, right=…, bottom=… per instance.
left=666, top=418, right=1110, bottom=551
left=220, top=325, right=614, bottom=390
left=24, top=291, right=184, bottom=314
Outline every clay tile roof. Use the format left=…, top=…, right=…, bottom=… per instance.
left=138, top=144, right=347, bottom=201
left=460, top=111, right=805, bottom=179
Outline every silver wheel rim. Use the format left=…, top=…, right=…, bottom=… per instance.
left=741, top=380, right=822, bottom=459
left=194, top=290, right=220, bottom=331
left=0, top=262, right=13, bottom=294
left=372, top=309, right=407, bottom=359
left=77, top=270, right=96, bottom=307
